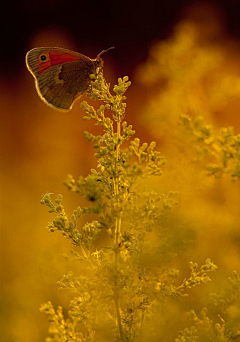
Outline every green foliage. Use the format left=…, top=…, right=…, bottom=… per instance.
left=179, top=114, right=240, bottom=180
left=175, top=271, right=240, bottom=342
left=175, top=326, right=199, bottom=342
left=40, top=73, right=220, bottom=342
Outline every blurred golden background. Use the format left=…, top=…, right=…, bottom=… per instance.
left=1, top=1, right=240, bottom=341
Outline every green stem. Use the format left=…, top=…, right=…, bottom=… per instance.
left=114, top=293, right=125, bottom=342
left=114, top=119, right=122, bottom=256
left=113, top=118, right=125, bottom=341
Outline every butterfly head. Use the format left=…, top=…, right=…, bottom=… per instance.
left=95, top=56, right=104, bottom=70
left=93, top=47, right=114, bottom=74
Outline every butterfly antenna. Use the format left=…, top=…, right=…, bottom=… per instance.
left=97, top=47, right=115, bottom=58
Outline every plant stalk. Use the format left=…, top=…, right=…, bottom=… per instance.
left=113, top=118, right=124, bottom=341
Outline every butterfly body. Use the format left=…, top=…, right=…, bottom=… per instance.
left=26, top=47, right=106, bottom=111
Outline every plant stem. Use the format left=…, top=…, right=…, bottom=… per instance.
left=114, top=293, right=125, bottom=342
left=114, top=119, right=122, bottom=256
left=113, top=118, right=125, bottom=341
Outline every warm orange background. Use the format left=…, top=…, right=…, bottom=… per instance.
left=1, top=2, right=240, bottom=341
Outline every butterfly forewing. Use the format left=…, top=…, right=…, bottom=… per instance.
left=26, top=48, right=91, bottom=76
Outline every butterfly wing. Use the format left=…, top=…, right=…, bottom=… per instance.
left=35, top=59, right=96, bottom=110
left=26, top=48, right=98, bottom=111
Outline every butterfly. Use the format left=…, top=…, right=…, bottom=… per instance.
left=25, top=47, right=114, bottom=111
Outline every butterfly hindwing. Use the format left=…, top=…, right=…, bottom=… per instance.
left=36, top=60, right=95, bottom=110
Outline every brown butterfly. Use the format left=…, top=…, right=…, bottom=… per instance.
left=25, top=47, right=113, bottom=111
